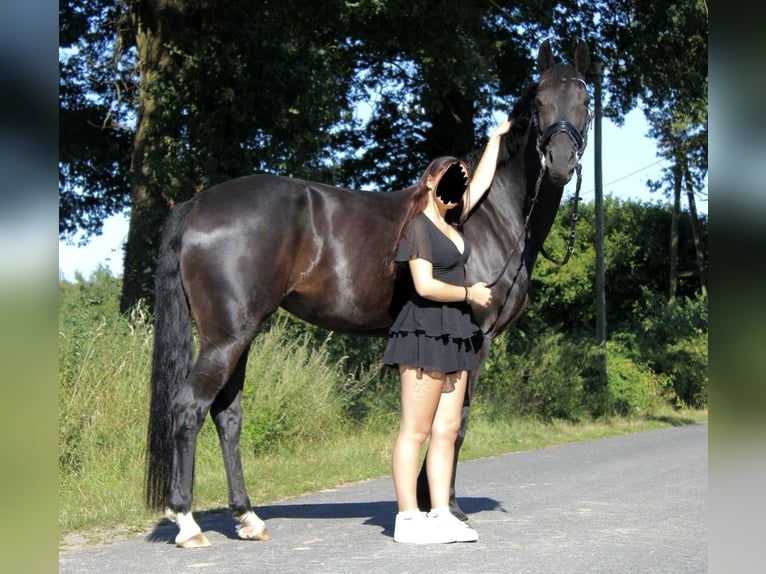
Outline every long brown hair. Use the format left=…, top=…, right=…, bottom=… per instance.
left=388, top=156, right=471, bottom=274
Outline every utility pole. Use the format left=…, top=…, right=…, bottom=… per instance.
left=591, top=60, right=608, bottom=400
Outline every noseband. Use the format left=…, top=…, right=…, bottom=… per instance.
left=534, top=108, right=591, bottom=164
left=539, top=120, right=585, bottom=155
left=530, top=82, right=592, bottom=265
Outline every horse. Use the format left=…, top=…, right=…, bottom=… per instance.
left=145, top=39, right=592, bottom=547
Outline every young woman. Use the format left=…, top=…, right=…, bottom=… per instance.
left=383, top=118, right=513, bottom=544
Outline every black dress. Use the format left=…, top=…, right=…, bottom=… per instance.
left=383, top=213, right=484, bottom=374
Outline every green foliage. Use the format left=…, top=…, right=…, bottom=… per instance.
left=479, top=327, right=584, bottom=422
left=260, top=310, right=401, bottom=425
left=530, top=197, right=707, bottom=331
left=58, top=266, right=124, bottom=389
left=602, top=340, right=677, bottom=416
left=474, top=197, right=709, bottom=420
left=58, top=0, right=134, bottom=239
left=531, top=199, right=598, bottom=329
left=509, top=329, right=591, bottom=421
left=59, top=273, right=154, bottom=530
left=238, top=319, right=349, bottom=455
left=60, top=1, right=704, bottom=310
left=625, top=290, right=709, bottom=408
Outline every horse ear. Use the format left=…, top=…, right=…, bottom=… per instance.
left=573, top=40, right=590, bottom=75
left=538, top=40, right=554, bottom=72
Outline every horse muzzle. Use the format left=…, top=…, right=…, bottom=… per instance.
left=541, top=121, right=585, bottom=187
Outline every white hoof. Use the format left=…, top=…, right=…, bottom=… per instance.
left=166, top=509, right=212, bottom=548
left=236, top=510, right=270, bottom=541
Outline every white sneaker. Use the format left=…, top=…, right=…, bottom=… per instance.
left=428, top=508, right=478, bottom=542
left=393, top=511, right=455, bottom=544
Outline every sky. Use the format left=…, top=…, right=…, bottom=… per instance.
left=57, top=108, right=708, bottom=281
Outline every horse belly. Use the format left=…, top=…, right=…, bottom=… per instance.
left=281, top=284, right=395, bottom=336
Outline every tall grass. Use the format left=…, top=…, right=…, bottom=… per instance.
left=59, top=300, right=154, bottom=533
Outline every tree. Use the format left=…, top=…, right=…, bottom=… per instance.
left=530, top=197, right=707, bottom=331
left=61, top=0, right=545, bottom=309
left=582, top=0, right=708, bottom=301
left=59, top=0, right=135, bottom=239
left=60, top=0, right=708, bottom=312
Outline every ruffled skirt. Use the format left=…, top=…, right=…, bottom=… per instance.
left=383, top=296, right=484, bottom=374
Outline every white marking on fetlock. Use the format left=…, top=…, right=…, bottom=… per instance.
left=165, top=509, right=211, bottom=547
left=236, top=510, right=270, bottom=541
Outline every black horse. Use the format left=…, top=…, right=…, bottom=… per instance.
left=146, top=39, right=592, bottom=547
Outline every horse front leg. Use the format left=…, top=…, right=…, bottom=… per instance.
left=210, top=350, right=269, bottom=542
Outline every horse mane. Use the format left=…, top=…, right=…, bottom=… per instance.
left=464, top=81, right=538, bottom=173
left=505, top=82, right=539, bottom=158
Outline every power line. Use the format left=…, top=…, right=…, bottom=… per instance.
left=602, top=159, right=666, bottom=187
left=580, top=158, right=666, bottom=197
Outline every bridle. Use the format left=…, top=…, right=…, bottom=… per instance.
left=534, top=92, right=592, bottom=266
left=482, top=79, right=592, bottom=334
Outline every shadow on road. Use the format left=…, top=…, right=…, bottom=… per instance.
left=145, top=496, right=503, bottom=544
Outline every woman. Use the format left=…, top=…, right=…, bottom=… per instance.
left=383, top=118, right=513, bottom=544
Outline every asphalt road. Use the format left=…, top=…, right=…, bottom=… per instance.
left=59, top=423, right=707, bottom=573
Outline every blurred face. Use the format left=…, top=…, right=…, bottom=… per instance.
left=433, top=162, right=469, bottom=206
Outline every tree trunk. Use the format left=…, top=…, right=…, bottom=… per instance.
left=668, top=165, right=682, bottom=304
left=120, top=0, right=185, bottom=312
left=684, top=167, right=708, bottom=297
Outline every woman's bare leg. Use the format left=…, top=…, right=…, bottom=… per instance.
left=426, top=371, right=468, bottom=510
left=392, top=367, right=443, bottom=512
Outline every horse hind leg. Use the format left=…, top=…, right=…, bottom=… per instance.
left=165, top=339, right=251, bottom=548
left=165, top=376, right=213, bottom=548
left=210, top=348, right=270, bottom=541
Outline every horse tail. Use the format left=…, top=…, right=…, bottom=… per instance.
left=145, top=199, right=196, bottom=511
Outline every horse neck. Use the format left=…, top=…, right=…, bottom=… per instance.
left=473, top=138, right=528, bottom=231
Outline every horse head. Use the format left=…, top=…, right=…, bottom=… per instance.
left=534, top=40, right=592, bottom=187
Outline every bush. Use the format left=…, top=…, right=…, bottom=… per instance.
left=629, top=291, right=708, bottom=408
left=478, top=328, right=589, bottom=422
left=603, top=340, right=677, bottom=416
left=59, top=295, right=154, bottom=531
left=256, top=310, right=401, bottom=424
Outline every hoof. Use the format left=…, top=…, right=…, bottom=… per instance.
left=236, top=510, right=271, bottom=541
left=177, top=532, right=212, bottom=548
left=450, top=507, right=469, bottom=522
left=239, top=526, right=271, bottom=541
left=166, top=509, right=210, bottom=548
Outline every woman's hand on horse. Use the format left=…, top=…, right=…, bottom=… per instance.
left=468, top=282, right=492, bottom=307
left=491, top=118, right=513, bottom=141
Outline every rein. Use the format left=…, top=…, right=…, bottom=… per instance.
left=540, top=163, right=581, bottom=266
left=481, top=95, right=591, bottom=334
